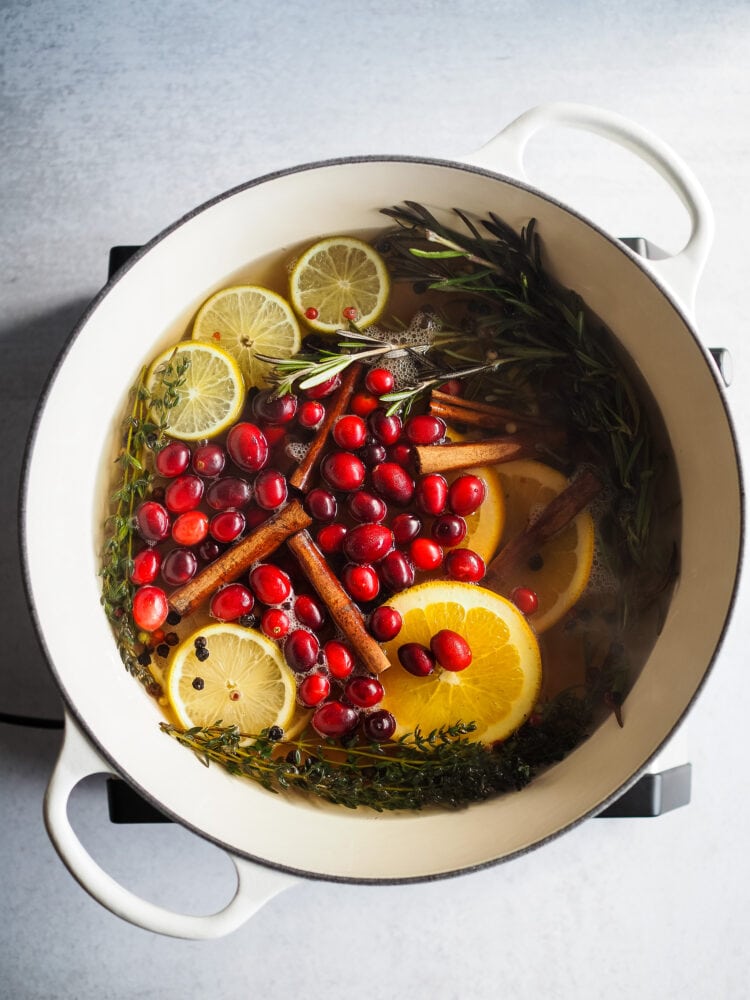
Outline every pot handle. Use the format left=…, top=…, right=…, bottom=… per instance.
left=463, top=102, right=714, bottom=314
left=44, top=712, right=296, bottom=939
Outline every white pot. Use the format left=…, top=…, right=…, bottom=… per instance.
left=22, top=103, right=742, bottom=938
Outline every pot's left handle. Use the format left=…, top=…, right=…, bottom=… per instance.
left=44, top=713, right=296, bottom=939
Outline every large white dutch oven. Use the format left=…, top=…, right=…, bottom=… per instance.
left=21, top=103, right=743, bottom=938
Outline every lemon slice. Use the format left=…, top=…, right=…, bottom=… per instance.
left=289, top=236, right=390, bottom=333
left=147, top=341, right=245, bottom=441
left=166, top=623, right=297, bottom=734
left=378, top=582, right=542, bottom=744
left=192, top=285, right=301, bottom=389
left=497, top=460, right=596, bottom=633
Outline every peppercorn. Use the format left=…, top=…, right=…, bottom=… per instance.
left=195, top=646, right=210, bottom=662
left=192, top=677, right=205, bottom=690
left=267, top=726, right=284, bottom=741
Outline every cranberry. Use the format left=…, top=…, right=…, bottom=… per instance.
left=368, top=409, right=402, bottom=447
left=448, top=475, right=487, bottom=517
left=342, top=563, right=380, bottom=603
left=210, top=509, right=245, bottom=544
left=132, top=585, right=169, bottom=632
left=130, top=548, right=162, bottom=585
left=324, top=640, right=355, bottom=680
left=409, top=537, right=443, bottom=572
left=362, top=709, right=396, bottom=742
left=333, top=414, right=367, bottom=450
left=430, top=629, right=472, bottom=671
left=226, top=422, right=269, bottom=472
left=511, top=586, right=539, bottom=615
left=304, top=306, right=319, bottom=321
left=298, top=672, right=331, bottom=707
left=284, top=628, right=320, bottom=673
left=398, top=642, right=435, bottom=677
left=164, top=474, right=204, bottom=514
left=135, top=500, right=171, bottom=543
left=438, top=378, right=462, bottom=396
left=431, top=514, right=467, bottom=547
left=254, top=469, right=288, bottom=510
left=342, top=306, right=358, bottom=321
left=345, top=676, right=384, bottom=709
left=371, top=462, right=415, bottom=506
left=369, top=605, right=403, bottom=642
left=249, top=563, right=292, bottom=605
left=245, top=504, right=270, bottom=529
left=365, top=367, right=395, bottom=395
left=294, top=594, right=325, bottom=631
left=161, top=548, right=198, bottom=587
left=360, top=442, right=387, bottom=467
left=261, top=608, right=290, bottom=639
left=155, top=440, right=191, bottom=478
left=415, top=473, right=448, bottom=517
left=303, top=374, right=341, bottom=399
left=350, top=391, right=380, bottom=416
left=378, top=550, right=415, bottom=592
left=210, top=583, right=254, bottom=621
left=316, top=523, right=347, bottom=554
left=444, top=548, right=486, bottom=583
left=343, top=523, right=394, bottom=564
left=297, top=399, right=325, bottom=430
left=321, top=451, right=366, bottom=491
left=312, top=700, right=359, bottom=738
left=172, top=509, right=209, bottom=546
left=252, top=390, right=298, bottom=424
left=404, top=414, right=446, bottom=445
left=262, top=424, right=287, bottom=448
left=305, top=488, right=338, bottom=523
left=347, top=491, right=387, bottom=523
left=198, top=538, right=223, bottom=562
left=205, top=476, right=251, bottom=510
left=387, top=442, right=412, bottom=468
left=191, top=444, right=226, bottom=478
left=391, top=512, right=422, bottom=545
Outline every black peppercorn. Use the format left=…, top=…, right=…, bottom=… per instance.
left=195, top=646, right=210, bottom=662
left=192, top=677, right=205, bottom=690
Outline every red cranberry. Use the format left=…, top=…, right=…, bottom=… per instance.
left=294, top=594, right=325, bottom=631
left=343, top=523, right=394, bottom=564
left=131, top=548, right=162, bottom=585
left=391, top=512, right=422, bottom=545
left=135, top=501, right=171, bottom=543
left=409, top=537, right=443, bottom=572
left=431, top=514, right=467, bottom=547
left=345, top=676, right=384, bottom=709
left=244, top=503, right=270, bottom=529
left=261, top=607, right=290, bottom=639
left=254, top=469, right=288, bottom=510
left=161, top=548, right=198, bottom=587
left=347, top=491, right=387, bottom=523
left=252, top=390, right=298, bottom=424
left=210, top=509, right=245, bottom=544
left=155, top=440, right=191, bottom=478
left=387, top=442, right=412, bottom=468
left=284, top=628, right=320, bottom=673
left=342, top=306, right=358, bottom=321
left=349, top=391, right=379, bottom=416
left=262, top=423, right=287, bottom=448
left=305, top=488, right=338, bottom=523
left=165, top=474, right=204, bottom=513
left=378, top=550, right=415, bottom=592
left=415, top=473, right=448, bottom=517
left=398, top=642, right=435, bottom=677
left=198, top=538, right=223, bottom=562
left=192, top=444, right=226, bottom=478
left=438, top=378, right=462, bottom=396
left=511, top=586, right=539, bottom=615
left=249, top=563, right=292, bottom=605
left=297, top=399, right=325, bottom=430
left=324, top=640, right=355, bottom=680
left=360, top=442, right=387, bottom=467
left=321, top=451, right=366, bottom=491
left=303, top=374, right=341, bottom=399
left=171, top=510, right=209, bottom=547
left=205, top=476, right=251, bottom=510
left=132, top=585, right=169, bottom=632
left=404, top=414, right=446, bottom=445
left=371, top=462, right=415, bottom=506
left=368, top=409, right=402, bottom=447
left=342, top=563, right=380, bottom=603
left=333, top=414, right=367, bottom=450
left=444, top=548, right=485, bottom=583
left=430, top=629, right=472, bottom=671
left=210, top=583, right=254, bottom=621
left=362, top=709, right=396, bottom=742
left=365, top=368, right=395, bottom=395
left=312, top=700, right=359, bottom=738
left=448, top=475, right=487, bottom=517
left=226, top=422, right=269, bottom=472
left=369, top=605, right=403, bottom=642
left=298, top=672, right=331, bottom=707
left=316, top=523, right=347, bottom=554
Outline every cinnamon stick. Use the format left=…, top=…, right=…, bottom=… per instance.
left=430, top=389, right=549, bottom=427
left=287, top=530, right=391, bottom=675
left=431, top=400, right=527, bottom=433
left=289, top=362, right=362, bottom=491
left=412, top=430, right=565, bottom=475
left=484, top=469, right=602, bottom=592
left=168, top=499, right=312, bottom=617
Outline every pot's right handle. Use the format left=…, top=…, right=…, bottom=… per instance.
left=463, top=102, right=714, bottom=316
left=44, top=713, right=296, bottom=939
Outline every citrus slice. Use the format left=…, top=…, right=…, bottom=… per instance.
left=166, top=623, right=297, bottom=734
left=496, top=459, right=596, bottom=634
left=192, top=285, right=301, bottom=389
left=289, top=236, right=390, bottom=333
left=447, top=464, right=505, bottom=563
left=147, top=341, right=245, bottom=441
left=378, top=582, right=542, bottom=744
